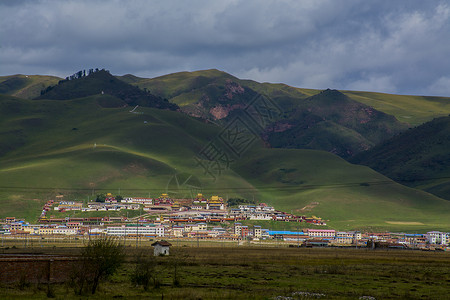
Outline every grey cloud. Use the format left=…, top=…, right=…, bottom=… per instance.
left=1, top=0, right=450, bottom=96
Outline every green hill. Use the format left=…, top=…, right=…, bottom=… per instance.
left=0, top=74, right=60, bottom=99
left=130, top=70, right=450, bottom=126
left=0, top=93, right=449, bottom=231
left=7, top=69, right=450, bottom=161
left=352, top=115, right=450, bottom=201
left=344, top=90, right=450, bottom=127
left=35, top=69, right=178, bottom=110
left=131, top=71, right=409, bottom=158
left=266, top=89, right=407, bottom=158
left=6, top=70, right=450, bottom=127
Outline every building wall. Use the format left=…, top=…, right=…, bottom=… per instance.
left=154, top=245, right=170, bottom=256
left=0, top=256, right=78, bottom=284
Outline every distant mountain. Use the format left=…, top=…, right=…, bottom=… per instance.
left=129, top=71, right=408, bottom=158
left=35, top=70, right=178, bottom=110
left=266, top=89, right=408, bottom=158
left=3, top=69, right=450, bottom=160
left=351, top=115, right=450, bottom=200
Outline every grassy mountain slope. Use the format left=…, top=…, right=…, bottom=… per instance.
left=131, top=70, right=450, bottom=126
left=235, top=148, right=450, bottom=232
left=131, top=69, right=236, bottom=102
left=5, top=70, right=450, bottom=126
left=129, top=71, right=409, bottom=158
left=352, top=115, right=450, bottom=201
left=344, top=91, right=450, bottom=127
left=0, top=74, right=60, bottom=99
left=266, top=89, right=408, bottom=158
left=35, top=70, right=178, bottom=110
left=0, top=94, right=449, bottom=231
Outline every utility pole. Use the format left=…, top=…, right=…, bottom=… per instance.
left=136, top=218, right=139, bottom=248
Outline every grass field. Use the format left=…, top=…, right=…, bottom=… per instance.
left=1, top=94, right=450, bottom=231
left=1, top=244, right=449, bottom=299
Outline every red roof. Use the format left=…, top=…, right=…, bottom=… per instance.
left=152, top=241, right=172, bottom=247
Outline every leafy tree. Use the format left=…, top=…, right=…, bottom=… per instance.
left=115, top=195, right=123, bottom=201
left=96, top=193, right=106, bottom=203
left=227, top=197, right=255, bottom=207
left=73, top=237, right=124, bottom=295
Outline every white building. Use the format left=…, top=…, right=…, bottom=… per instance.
left=334, top=232, right=354, bottom=244
left=249, top=213, right=273, bottom=220
left=185, top=223, right=207, bottom=232
left=107, top=224, right=164, bottom=237
left=254, top=226, right=262, bottom=238
left=53, top=226, right=77, bottom=235
left=122, top=198, right=153, bottom=205
left=426, top=231, right=448, bottom=245
left=307, top=229, right=336, bottom=238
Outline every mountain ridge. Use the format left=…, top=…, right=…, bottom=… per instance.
left=34, top=69, right=179, bottom=110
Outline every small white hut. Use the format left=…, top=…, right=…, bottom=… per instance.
left=152, top=241, right=172, bottom=256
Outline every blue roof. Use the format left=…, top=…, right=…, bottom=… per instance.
left=268, top=231, right=305, bottom=236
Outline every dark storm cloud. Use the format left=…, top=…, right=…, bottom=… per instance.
left=1, top=0, right=450, bottom=96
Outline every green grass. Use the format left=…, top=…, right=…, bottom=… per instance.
left=5, top=70, right=450, bottom=127
left=343, top=90, right=450, bottom=126
left=1, top=94, right=450, bottom=230
left=0, top=74, right=61, bottom=99
left=233, top=148, right=450, bottom=232
left=133, top=69, right=233, bottom=100
left=1, top=246, right=449, bottom=299
left=351, top=115, right=450, bottom=201
left=130, top=69, right=450, bottom=128
left=2, top=72, right=450, bottom=230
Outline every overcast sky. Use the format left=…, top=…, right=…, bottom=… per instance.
left=1, top=0, right=450, bottom=96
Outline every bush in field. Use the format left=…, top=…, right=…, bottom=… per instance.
left=72, top=237, right=124, bottom=295
left=131, top=251, right=158, bottom=291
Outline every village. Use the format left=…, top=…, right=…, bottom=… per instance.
left=1, top=193, right=449, bottom=250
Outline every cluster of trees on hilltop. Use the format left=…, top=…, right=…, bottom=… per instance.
left=40, top=68, right=107, bottom=95
left=35, top=69, right=179, bottom=111
left=63, top=68, right=106, bottom=82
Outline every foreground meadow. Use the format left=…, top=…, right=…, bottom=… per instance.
left=1, top=244, right=449, bottom=299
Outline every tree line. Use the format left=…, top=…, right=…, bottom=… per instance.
left=40, top=68, right=107, bottom=95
